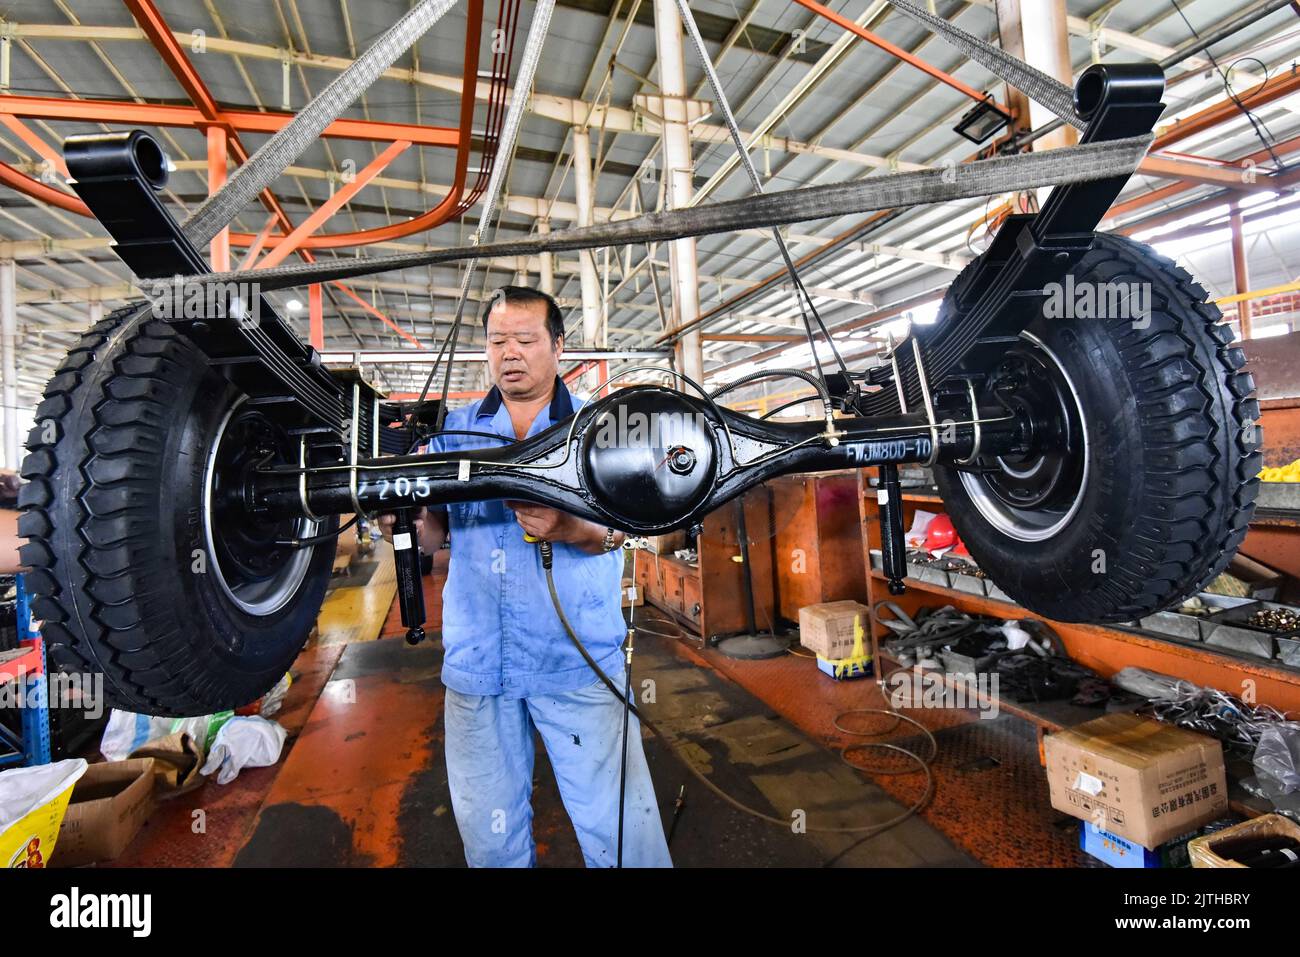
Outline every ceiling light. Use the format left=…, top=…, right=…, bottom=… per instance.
left=954, top=95, right=1012, bottom=144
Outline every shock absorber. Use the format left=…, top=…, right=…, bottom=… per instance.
left=876, top=464, right=907, bottom=596
left=391, top=507, right=428, bottom=645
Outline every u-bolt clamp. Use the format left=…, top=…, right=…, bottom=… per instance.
left=955, top=379, right=983, bottom=467
left=349, top=381, right=365, bottom=516
left=298, top=436, right=324, bottom=524
left=909, top=338, right=941, bottom=468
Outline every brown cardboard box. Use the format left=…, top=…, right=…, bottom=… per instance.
left=1188, top=813, right=1300, bottom=867
left=1044, top=714, right=1227, bottom=849
left=649, top=530, right=688, bottom=556
left=54, top=758, right=157, bottom=867
left=620, top=577, right=644, bottom=609
left=798, top=601, right=870, bottom=660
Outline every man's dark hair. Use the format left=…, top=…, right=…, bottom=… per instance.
left=483, top=285, right=565, bottom=343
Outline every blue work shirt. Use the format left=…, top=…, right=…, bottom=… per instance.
left=426, top=377, right=626, bottom=699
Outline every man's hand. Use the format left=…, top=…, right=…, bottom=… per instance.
left=507, top=501, right=618, bottom=555
left=377, top=508, right=426, bottom=543
left=377, top=507, right=448, bottom=554
left=507, top=502, right=578, bottom=543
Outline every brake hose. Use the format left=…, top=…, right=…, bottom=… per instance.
left=538, top=540, right=937, bottom=839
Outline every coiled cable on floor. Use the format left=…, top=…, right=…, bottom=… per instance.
left=540, top=540, right=936, bottom=839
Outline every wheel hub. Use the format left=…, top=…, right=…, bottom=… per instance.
left=957, top=332, right=1089, bottom=542
left=203, top=398, right=320, bottom=616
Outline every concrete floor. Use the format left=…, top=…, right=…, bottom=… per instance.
left=110, top=551, right=1094, bottom=867
left=230, top=631, right=976, bottom=867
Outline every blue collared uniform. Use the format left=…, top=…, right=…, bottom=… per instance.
left=427, top=377, right=671, bottom=867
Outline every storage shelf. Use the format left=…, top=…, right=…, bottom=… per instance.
left=875, top=648, right=1107, bottom=733
left=869, top=570, right=1300, bottom=681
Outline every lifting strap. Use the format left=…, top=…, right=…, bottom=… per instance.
left=177, top=0, right=1155, bottom=297
left=200, top=133, right=1151, bottom=292
left=883, top=0, right=1084, bottom=129
left=182, top=0, right=462, bottom=248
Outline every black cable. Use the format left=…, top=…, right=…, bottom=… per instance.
left=760, top=395, right=826, bottom=419
left=631, top=139, right=848, bottom=389
left=277, top=513, right=359, bottom=548
left=432, top=289, right=476, bottom=435
left=709, top=368, right=833, bottom=411
left=1221, top=56, right=1285, bottom=169
left=404, top=428, right=520, bottom=455
left=616, top=563, right=636, bottom=867
left=782, top=254, right=853, bottom=382
left=1169, top=0, right=1285, bottom=169
left=539, top=541, right=935, bottom=837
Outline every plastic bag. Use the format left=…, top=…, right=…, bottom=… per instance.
left=199, top=716, right=288, bottom=785
left=0, top=759, right=87, bottom=868
left=0, top=759, right=87, bottom=833
left=100, top=709, right=234, bottom=761
left=1111, top=666, right=1185, bottom=701
left=1253, top=726, right=1300, bottom=797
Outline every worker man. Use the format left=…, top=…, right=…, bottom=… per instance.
left=382, top=285, right=672, bottom=868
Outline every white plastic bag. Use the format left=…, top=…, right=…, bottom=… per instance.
left=1253, top=726, right=1300, bottom=796
left=199, top=716, right=288, bottom=785
left=101, top=709, right=233, bottom=761
left=0, top=758, right=87, bottom=833
left=1111, top=666, right=1185, bottom=701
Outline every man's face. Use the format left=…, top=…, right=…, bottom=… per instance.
left=485, top=298, right=562, bottom=401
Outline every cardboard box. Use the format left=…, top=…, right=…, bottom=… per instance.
left=1044, top=714, right=1227, bottom=849
left=798, top=600, right=870, bottom=660
left=620, top=577, right=643, bottom=609
left=1189, top=813, right=1300, bottom=868
left=54, top=758, right=157, bottom=867
left=649, top=530, right=688, bottom=555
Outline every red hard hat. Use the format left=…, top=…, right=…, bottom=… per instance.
left=924, top=513, right=957, bottom=552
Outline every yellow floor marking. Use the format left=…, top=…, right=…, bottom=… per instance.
left=313, top=539, right=397, bottom=647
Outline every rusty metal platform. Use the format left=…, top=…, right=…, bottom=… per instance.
left=224, top=632, right=974, bottom=867
left=681, top=640, right=1095, bottom=867
left=112, top=549, right=1093, bottom=867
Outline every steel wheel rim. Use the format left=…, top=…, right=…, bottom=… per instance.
left=202, top=396, right=319, bottom=616
left=957, top=332, right=1090, bottom=543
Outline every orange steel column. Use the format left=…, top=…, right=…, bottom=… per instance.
left=206, top=125, right=231, bottom=271
left=1230, top=202, right=1253, bottom=340
left=309, top=283, right=324, bottom=350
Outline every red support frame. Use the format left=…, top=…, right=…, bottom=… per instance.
left=0, top=0, right=487, bottom=250
left=790, top=0, right=1000, bottom=109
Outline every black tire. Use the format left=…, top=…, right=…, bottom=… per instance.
left=935, top=233, right=1261, bottom=623
left=19, top=305, right=336, bottom=716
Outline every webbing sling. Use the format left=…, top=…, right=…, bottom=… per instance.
left=199, top=134, right=1151, bottom=292
left=182, top=0, right=462, bottom=248
left=883, top=0, right=1084, bottom=129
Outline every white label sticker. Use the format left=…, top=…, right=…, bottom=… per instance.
left=877, top=488, right=889, bottom=505
left=625, top=587, right=638, bottom=601
left=1072, top=771, right=1104, bottom=796
left=393, top=532, right=413, bottom=551
left=458, top=459, right=471, bottom=481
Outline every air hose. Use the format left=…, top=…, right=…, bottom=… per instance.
left=538, top=540, right=937, bottom=839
